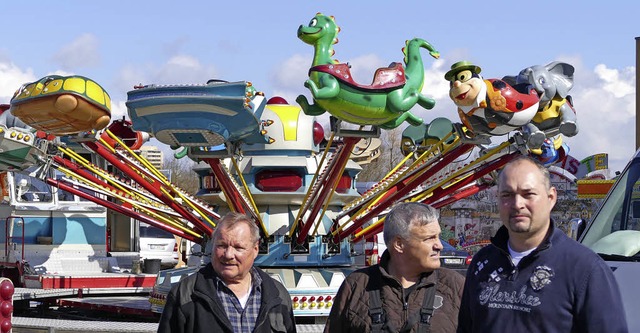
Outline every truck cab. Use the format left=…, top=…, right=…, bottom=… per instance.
left=579, top=148, right=640, bottom=332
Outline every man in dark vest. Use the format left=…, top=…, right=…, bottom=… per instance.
left=325, top=202, right=464, bottom=332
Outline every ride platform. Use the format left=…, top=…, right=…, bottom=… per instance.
left=23, top=272, right=157, bottom=289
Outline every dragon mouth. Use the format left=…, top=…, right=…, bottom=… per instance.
left=297, top=26, right=321, bottom=38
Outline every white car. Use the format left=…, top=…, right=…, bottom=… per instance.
left=139, top=223, right=179, bottom=269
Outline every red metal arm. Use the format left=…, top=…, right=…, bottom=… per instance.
left=337, top=143, right=474, bottom=241
left=46, top=178, right=201, bottom=242
left=295, top=137, right=359, bottom=245
left=83, top=141, right=213, bottom=236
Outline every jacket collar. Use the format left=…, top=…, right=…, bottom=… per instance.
left=193, top=264, right=284, bottom=313
left=491, top=220, right=557, bottom=254
left=378, top=250, right=437, bottom=287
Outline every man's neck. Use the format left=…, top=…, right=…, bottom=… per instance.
left=387, top=259, right=423, bottom=288
left=224, top=273, right=252, bottom=299
left=508, top=228, right=548, bottom=252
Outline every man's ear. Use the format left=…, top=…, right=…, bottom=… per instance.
left=548, top=186, right=558, bottom=208
left=252, top=241, right=260, bottom=259
left=392, top=236, right=404, bottom=253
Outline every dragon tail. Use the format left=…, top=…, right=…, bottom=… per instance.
left=403, top=38, right=440, bottom=63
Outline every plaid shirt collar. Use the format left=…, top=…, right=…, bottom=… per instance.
left=215, top=267, right=263, bottom=333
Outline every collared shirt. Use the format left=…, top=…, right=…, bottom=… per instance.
left=215, top=267, right=263, bottom=333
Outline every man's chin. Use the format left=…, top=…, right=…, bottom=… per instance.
left=509, top=222, right=531, bottom=233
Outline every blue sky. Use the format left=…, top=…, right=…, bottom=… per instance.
left=0, top=1, right=637, bottom=172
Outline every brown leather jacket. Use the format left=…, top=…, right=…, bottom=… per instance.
left=325, top=251, right=464, bottom=333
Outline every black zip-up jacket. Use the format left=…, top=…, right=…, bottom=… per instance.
left=458, top=222, right=628, bottom=333
left=158, top=264, right=296, bottom=333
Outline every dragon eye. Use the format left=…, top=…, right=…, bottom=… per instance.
left=538, top=77, right=546, bottom=85
left=310, top=18, right=318, bottom=27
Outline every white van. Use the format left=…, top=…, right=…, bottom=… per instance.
left=139, top=222, right=179, bottom=269
left=578, top=148, right=640, bottom=332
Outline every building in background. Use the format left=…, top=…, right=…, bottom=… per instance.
left=139, top=145, right=164, bottom=169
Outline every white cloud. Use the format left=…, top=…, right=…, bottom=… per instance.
left=154, top=55, right=218, bottom=85
left=594, top=64, right=635, bottom=98
left=270, top=54, right=309, bottom=91
left=114, top=64, right=148, bottom=96
left=423, top=58, right=450, bottom=101
left=110, top=100, right=129, bottom=121
left=112, top=55, right=219, bottom=100
left=52, top=33, right=101, bottom=70
left=564, top=63, right=636, bottom=173
left=0, top=61, right=36, bottom=101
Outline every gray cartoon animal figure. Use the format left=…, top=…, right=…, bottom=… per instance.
left=507, top=62, right=578, bottom=149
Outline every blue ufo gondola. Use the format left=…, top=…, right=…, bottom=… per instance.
left=126, top=80, right=269, bottom=149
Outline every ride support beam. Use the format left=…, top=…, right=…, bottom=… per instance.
left=431, top=183, right=490, bottom=209
left=295, top=137, right=359, bottom=245
left=336, top=143, right=474, bottom=241
left=352, top=151, right=520, bottom=243
left=204, top=158, right=249, bottom=214
left=83, top=141, right=213, bottom=235
left=53, top=156, right=112, bottom=190
left=46, top=178, right=202, bottom=243
left=204, top=158, right=268, bottom=238
left=424, top=152, right=519, bottom=206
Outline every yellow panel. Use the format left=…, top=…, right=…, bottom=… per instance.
left=44, top=79, right=64, bottom=94
left=32, top=82, right=45, bottom=97
left=104, top=92, right=112, bottom=110
left=63, top=77, right=86, bottom=94
left=267, top=104, right=301, bottom=141
left=17, top=83, right=36, bottom=98
left=86, top=80, right=105, bottom=105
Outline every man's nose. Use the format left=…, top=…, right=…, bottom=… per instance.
left=513, top=194, right=526, bottom=207
left=452, top=80, right=461, bottom=88
left=223, top=247, right=235, bottom=258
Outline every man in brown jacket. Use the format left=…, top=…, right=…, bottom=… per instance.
left=324, top=202, right=464, bottom=333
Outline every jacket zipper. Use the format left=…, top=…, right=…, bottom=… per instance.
left=495, top=245, right=518, bottom=281
left=402, top=289, right=408, bottom=324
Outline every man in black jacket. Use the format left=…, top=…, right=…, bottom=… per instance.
left=158, top=212, right=296, bottom=333
left=458, top=156, right=627, bottom=333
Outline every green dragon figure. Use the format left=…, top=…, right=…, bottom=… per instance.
left=296, top=13, right=440, bottom=129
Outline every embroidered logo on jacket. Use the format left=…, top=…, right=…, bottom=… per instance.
left=478, top=284, right=541, bottom=313
left=529, top=266, right=554, bottom=291
left=434, top=295, right=443, bottom=309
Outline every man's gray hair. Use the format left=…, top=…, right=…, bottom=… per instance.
left=212, top=212, right=260, bottom=245
left=383, top=202, right=439, bottom=246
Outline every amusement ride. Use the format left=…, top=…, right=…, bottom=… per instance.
left=0, top=12, right=586, bottom=329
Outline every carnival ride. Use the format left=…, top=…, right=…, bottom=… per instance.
left=0, top=13, right=583, bottom=325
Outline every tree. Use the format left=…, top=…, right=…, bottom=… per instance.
left=163, top=156, right=200, bottom=195
left=357, top=126, right=405, bottom=183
